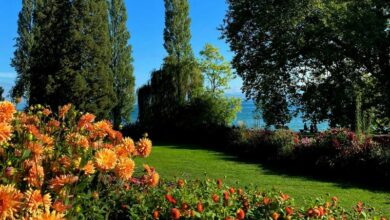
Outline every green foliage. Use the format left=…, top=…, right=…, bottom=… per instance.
left=109, top=0, right=135, bottom=129
left=222, top=0, right=390, bottom=128
left=199, top=43, right=234, bottom=96
left=138, top=0, right=203, bottom=127
left=182, top=93, right=241, bottom=126
left=270, top=129, right=295, bottom=158
left=0, top=87, right=4, bottom=101
left=121, top=178, right=383, bottom=219
left=27, top=0, right=116, bottom=119
left=163, top=0, right=202, bottom=103
left=11, top=0, right=35, bottom=101
left=139, top=145, right=390, bottom=217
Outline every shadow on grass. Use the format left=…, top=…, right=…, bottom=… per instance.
left=154, top=142, right=390, bottom=194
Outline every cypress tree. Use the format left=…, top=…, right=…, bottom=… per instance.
left=109, top=0, right=135, bottom=129
left=64, top=0, right=116, bottom=119
left=163, top=0, right=202, bottom=103
left=11, top=0, right=35, bottom=101
left=28, top=0, right=71, bottom=107
left=28, top=0, right=115, bottom=119
left=0, top=87, right=4, bottom=101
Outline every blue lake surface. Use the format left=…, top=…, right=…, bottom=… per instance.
left=129, top=100, right=328, bottom=131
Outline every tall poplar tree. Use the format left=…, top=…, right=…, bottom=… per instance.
left=109, top=0, right=135, bottom=129
left=163, top=0, right=202, bottom=103
left=11, top=0, right=35, bottom=101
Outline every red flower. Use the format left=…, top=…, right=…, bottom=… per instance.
left=280, top=193, right=289, bottom=201
left=181, top=203, right=189, bottom=210
left=153, top=210, right=159, bottom=219
left=197, top=201, right=204, bottom=213
left=271, top=212, right=280, bottom=220
left=171, top=208, right=180, bottom=220
left=177, top=179, right=184, bottom=188
left=212, top=194, right=219, bottom=203
left=236, top=208, right=245, bottom=220
left=263, top=197, right=271, bottom=205
left=165, top=194, right=177, bottom=205
left=229, top=187, right=235, bottom=195
left=318, top=206, right=325, bottom=216
left=216, top=179, right=222, bottom=189
left=285, top=207, right=293, bottom=216
left=223, top=191, right=229, bottom=201
left=355, top=201, right=363, bottom=213
left=293, top=136, right=299, bottom=145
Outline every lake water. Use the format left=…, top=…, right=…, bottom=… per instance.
left=129, top=100, right=328, bottom=131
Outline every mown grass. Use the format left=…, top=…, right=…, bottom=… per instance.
left=136, top=144, right=390, bottom=216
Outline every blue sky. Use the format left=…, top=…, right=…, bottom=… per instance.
left=0, top=0, right=243, bottom=99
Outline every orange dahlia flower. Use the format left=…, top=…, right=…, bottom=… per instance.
left=0, top=184, right=23, bottom=219
left=24, top=162, right=45, bottom=188
left=0, top=101, right=16, bottom=123
left=136, top=137, right=152, bottom=157
left=77, top=113, right=96, bottom=130
left=30, top=210, right=65, bottom=220
left=49, top=175, right=79, bottom=191
left=95, top=148, right=117, bottom=171
left=59, top=104, right=72, bottom=120
left=82, top=160, right=96, bottom=176
left=115, top=157, right=135, bottom=180
left=25, top=189, right=52, bottom=213
left=52, top=201, right=69, bottom=213
left=0, top=122, right=12, bottom=144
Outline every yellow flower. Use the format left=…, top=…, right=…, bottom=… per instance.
left=25, top=189, right=51, bottom=213
left=143, top=164, right=159, bottom=187
left=82, top=160, right=96, bottom=176
left=30, top=210, right=65, bottom=220
left=0, top=184, right=23, bottom=219
left=0, top=101, right=16, bottom=123
left=93, top=120, right=113, bottom=139
left=115, top=157, right=135, bottom=180
left=115, top=137, right=135, bottom=158
left=95, top=148, right=117, bottom=171
left=136, top=138, right=152, bottom=158
left=0, top=122, right=12, bottom=144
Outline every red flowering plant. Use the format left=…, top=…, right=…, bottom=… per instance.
left=119, top=177, right=386, bottom=219
left=0, top=101, right=158, bottom=219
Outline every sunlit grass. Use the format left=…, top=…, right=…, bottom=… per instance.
left=136, top=144, right=390, bottom=216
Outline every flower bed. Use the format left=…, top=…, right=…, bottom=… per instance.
left=0, top=101, right=388, bottom=219
left=123, top=178, right=387, bottom=219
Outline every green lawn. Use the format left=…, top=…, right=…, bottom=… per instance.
left=136, top=144, right=390, bottom=216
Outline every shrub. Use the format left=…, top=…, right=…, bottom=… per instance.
left=269, top=129, right=296, bottom=158
left=0, top=101, right=158, bottom=219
